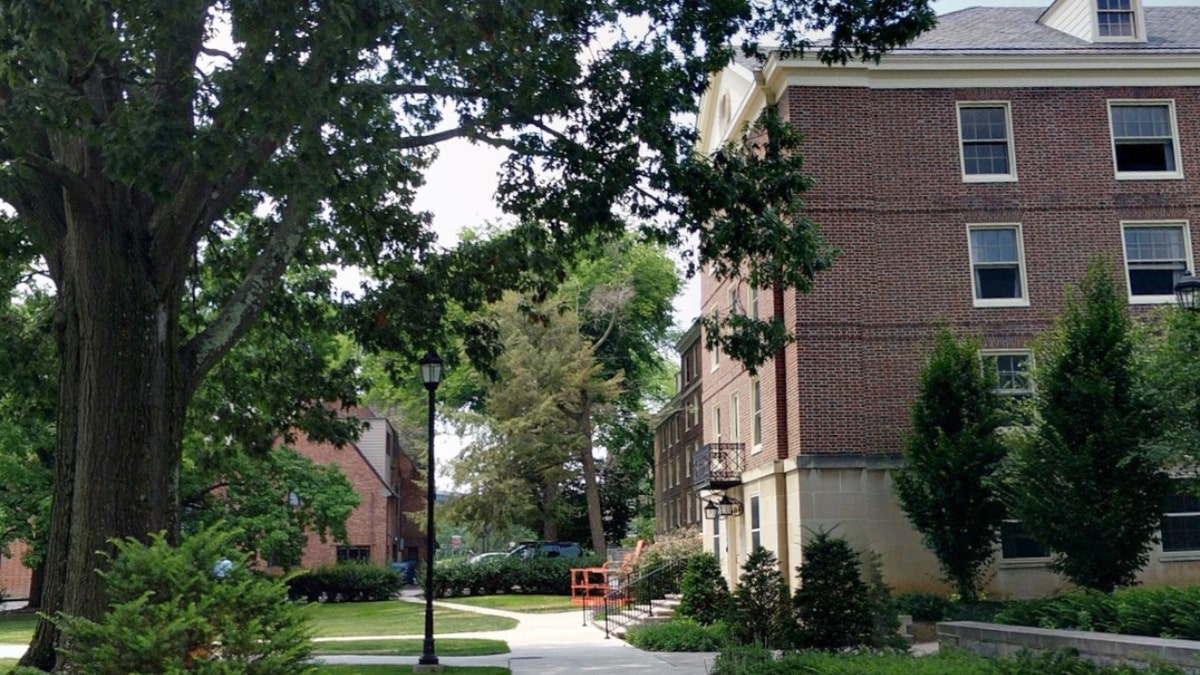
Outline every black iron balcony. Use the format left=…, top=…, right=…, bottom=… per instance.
left=692, top=442, right=744, bottom=489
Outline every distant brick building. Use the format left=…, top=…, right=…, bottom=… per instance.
left=0, top=541, right=31, bottom=600
left=291, top=407, right=427, bottom=568
left=652, top=322, right=705, bottom=535
left=687, top=0, right=1200, bottom=598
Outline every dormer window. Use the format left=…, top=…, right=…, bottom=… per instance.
left=1097, top=0, right=1135, bottom=37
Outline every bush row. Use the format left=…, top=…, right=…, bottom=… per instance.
left=429, top=555, right=605, bottom=597
left=995, top=586, right=1200, bottom=639
left=708, top=647, right=1187, bottom=675
left=625, top=619, right=730, bottom=652
left=286, top=563, right=402, bottom=603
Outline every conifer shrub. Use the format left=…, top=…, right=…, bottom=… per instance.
left=52, top=526, right=313, bottom=674
left=678, top=552, right=732, bottom=626
left=729, top=547, right=792, bottom=648
left=793, top=528, right=875, bottom=651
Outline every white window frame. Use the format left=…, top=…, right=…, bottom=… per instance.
left=1161, top=487, right=1200, bottom=555
left=967, top=223, right=1030, bottom=308
left=1121, top=221, right=1193, bottom=305
left=712, top=406, right=722, bottom=444
left=751, top=379, right=763, bottom=453
left=749, top=494, right=762, bottom=551
left=957, top=102, right=1017, bottom=183
left=751, top=287, right=760, bottom=320
left=1094, top=0, right=1144, bottom=42
left=1109, top=100, right=1183, bottom=180
left=729, top=392, right=741, bottom=443
left=728, top=287, right=739, bottom=315
left=981, top=349, right=1033, bottom=398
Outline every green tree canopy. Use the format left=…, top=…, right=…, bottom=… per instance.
left=894, top=328, right=1007, bottom=602
left=1001, top=261, right=1169, bottom=593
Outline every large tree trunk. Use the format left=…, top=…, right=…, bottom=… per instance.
left=21, top=211, right=187, bottom=672
left=577, top=389, right=606, bottom=559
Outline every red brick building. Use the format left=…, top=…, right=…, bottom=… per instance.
left=291, top=407, right=427, bottom=568
left=0, top=541, right=31, bottom=600
left=653, top=322, right=705, bottom=535
left=688, top=0, right=1200, bottom=598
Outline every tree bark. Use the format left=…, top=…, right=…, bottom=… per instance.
left=577, top=389, right=607, bottom=558
left=21, top=208, right=188, bottom=671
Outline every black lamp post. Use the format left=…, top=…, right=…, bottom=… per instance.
left=1175, top=271, right=1200, bottom=311
left=418, top=349, right=443, bottom=669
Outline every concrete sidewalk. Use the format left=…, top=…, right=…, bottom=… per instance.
left=316, top=598, right=719, bottom=673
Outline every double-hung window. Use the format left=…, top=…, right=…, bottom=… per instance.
left=749, top=495, right=761, bottom=550
left=1097, top=0, right=1136, bottom=38
left=751, top=379, right=763, bottom=452
left=957, top=103, right=1016, bottom=182
left=968, top=224, right=1028, bottom=307
left=983, top=350, right=1033, bottom=426
left=1122, top=222, right=1192, bottom=303
left=1110, top=102, right=1181, bottom=178
left=729, top=393, right=741, bottom=443
left=1000, top=521, right=1049, bottom=561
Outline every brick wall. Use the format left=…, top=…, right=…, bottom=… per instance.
left=0, top=540, right=31, bottom=600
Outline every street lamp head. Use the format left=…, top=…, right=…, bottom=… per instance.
left=1176, top=271, right=1200, bottom=312
left=419, top=349, right=444, bottom=390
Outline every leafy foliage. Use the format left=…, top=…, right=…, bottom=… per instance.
left=52, top=526, right=313, bottom=674
left=678, top=552, right=732, bottom=626
left=284, top=564, right=402, bottom=604
left=995, top=585, right=1200, bottom=640
left=429, top=556, right=604, bottom=598
left=892, top=591, right=952, bottom=623
left=625, top=618, right=730, bottom=652
left=999, top=261, right=1170, bottom=592
left=730, top=547, right=792, bottom=648
left=793, top=529, right=875, bottom=651
left=894, top=328, right=1007, bottom=602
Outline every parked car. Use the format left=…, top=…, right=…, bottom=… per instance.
left=466, top=552, right=508, bottom=565
left=506, top=541, right=583, bottom=560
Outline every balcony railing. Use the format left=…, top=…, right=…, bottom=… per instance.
left=692, top=442, right=744, bottom=489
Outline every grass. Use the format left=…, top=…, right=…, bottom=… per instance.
left=305, top=601, right=517, bottom=638
left=445, top=595, right=576, bottom=613
left=0, top=659, right=16, bottom=672
left=0, top=612, right=36, bottom=644
left=314, top=662, right=506, bottom=667
left=311, top=638, right=509, bottom=656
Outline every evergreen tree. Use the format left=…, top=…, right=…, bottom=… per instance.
left=894, top=328, right=1007, bottom=601
left=1001, top=261, right=1169, bottom=592
left=678, top=552, right=732, bottom=626
left=793, top=528, right=874, bottom=651
left=730, top=547, right=793, bottom=648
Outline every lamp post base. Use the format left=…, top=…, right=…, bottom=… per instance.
left=412, top=664, right=445, bottom=673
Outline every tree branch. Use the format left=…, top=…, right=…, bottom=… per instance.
left=181, top=195, right=313, bottom=392
left=17, top=153, right=94, bottom=206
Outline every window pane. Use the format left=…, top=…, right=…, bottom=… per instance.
left=976, top=267, right=1022, bottom=299
left=1098, top=0, right=1131, bottom=10
left=971, top=229, right=1017, bottom=263
left=960, top=107, right=1010, bottom=176
left=1129, top=267, right=1184, bottom=296
left=964, top=143, right=1010, bottom=175
left=1125, top=227, right=1185, bottom=261
left=960, top=107, right=1007, bottom=141
left=1112, top=105, right=1174, bottom=171
left=1115, top=141, right=1175, bottom=172
left=1112, top=106, right=1170, bottom=138
left=1001, top=522, right=1048, bottom=559
left=750, top=496, right=760, bottom=529
left=1163, top=514, right=1200, bottom=552
left=995, top=354, right=1030, bottom=393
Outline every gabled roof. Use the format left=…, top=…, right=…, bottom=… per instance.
left=898, top=6, right=1200, bottom=53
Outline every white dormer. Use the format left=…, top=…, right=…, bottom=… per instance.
left=1038, top=0, right=1146, bottom=43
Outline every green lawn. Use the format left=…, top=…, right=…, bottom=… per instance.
left=312, top=638, right=509, bottom=656
left=314, top=662, right=506, bottom=667
left=446, top=595, right=576, bottom=613
left=0, top=612, right=36, bottom=644
left=306, top=601, right=517, bottom=638
left=0, top=659, right=17, bottom=672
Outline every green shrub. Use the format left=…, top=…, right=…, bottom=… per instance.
left=730, top=547, right=792, bottom=648
left=995, top=585, right=1200, bottom=640
left=893, top=591, right=952, bottom=622
left=625, top=618, right=730, bottom=651
left=429, top=555, right=604, bottom=597
left=52, top=526, right=313, bottom=674
left=286, top=562, right=401, bottom=602
left=793, top=529, right=874, bottom=651
left=992, top=649, right=1185, bottom=675
left=678, top=552, right=731, bottom=626
left=945, top=600, right=1006, bottom=623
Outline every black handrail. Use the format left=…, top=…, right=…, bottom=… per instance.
left=587, top=557, right=688, bottom=639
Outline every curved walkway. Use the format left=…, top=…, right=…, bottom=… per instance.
left=317, top=597, right=719, bottom=673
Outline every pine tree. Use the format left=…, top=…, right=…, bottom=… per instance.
left=678, top=552, right=732, bottom=626
left=730, top=547, right=793, bottom=648
left=793, top=529, right=874, bottom=651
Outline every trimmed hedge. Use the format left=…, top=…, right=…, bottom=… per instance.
left=286, top=563, right=402, bottom=603
left=893, top=591, right=952, bottom=622
left=625, top=619, right=730, bottom=652
left=428, top=555, right=605, bottom=597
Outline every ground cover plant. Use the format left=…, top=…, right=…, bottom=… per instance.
left=709, top=647, right=1187, bottom=675
left=625, top=618, right=729, bottom=652
left=316, top=667, right=509, bottom=675
left=995, top=585, right=1200, bottom=639
left=305, top=600, right=516, bottom=637
left=310, top=637, right=508, bottom=656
